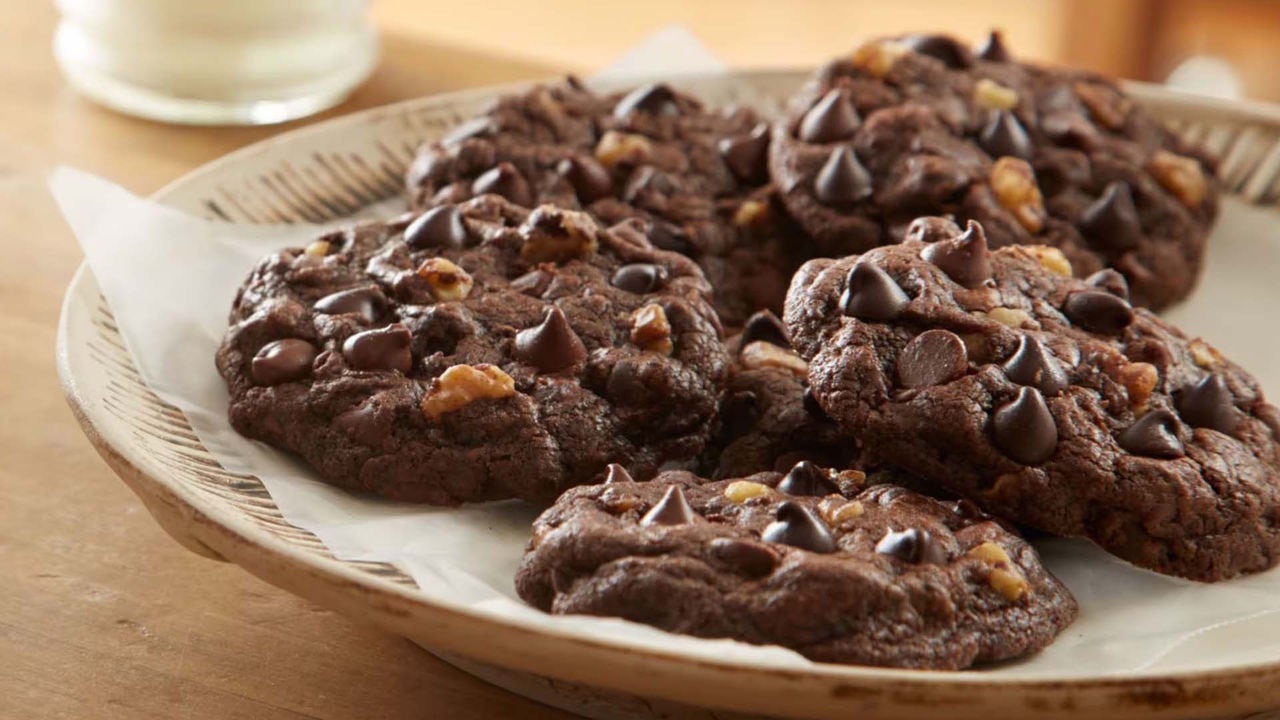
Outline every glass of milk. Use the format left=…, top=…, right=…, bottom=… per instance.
left=53, top=0, right=379, bottom=125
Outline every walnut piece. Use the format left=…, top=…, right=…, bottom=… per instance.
left=416, top=257, right=474, bottom=302
left=966, top=541, right=1012, bottom=565
left=421, top=364, right=516, bottom=421
left=733, top=199, right=770, bottom=228
left=1119, top=362, right=1159, bottom=411
left=724, top=480, right=771, bottom=504
left=974, top=79, right=1019, bottom=111
left=850, top=39, right=907, bottom=78
left=740, top=341, right=808, bottom=377
left=1021, top=245, right=1072, bottom=276
left=1073, top=81, right=1130, bottom=130
left=595, top=130, right=653, bottom=169
left=1148, top=150, right=1208, bottom=209
left=518, top=205, right=599, bottom=264
left=988, top=567, right=1029, bottom=601
left=827, top=501, right=865, bottom=525
left=990, top=158, right=1046, bottom=233
left=986, top=307, right=1037, bottom=329
left=1189, top=338, right=1223, bottom=368
left=631, top=304, right=673, bottom=355
left=303, top=239, right=332, bottom=257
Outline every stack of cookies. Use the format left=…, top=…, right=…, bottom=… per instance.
left=217, top=32, right=1280, bottom=670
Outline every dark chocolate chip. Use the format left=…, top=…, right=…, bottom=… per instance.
left=333, top=401, right=385, bottom=447
left=904, top=216, right=962, bottom=244
left=622, top=166, right=675, bottom=202
left=813, top=146, right=873, bottom=205
left=511, top=267, right=554, bottom=296
left=513, top=306, right=587, bottom=373
left=897, top=329, right=969, bottom=388
left=1085, top=268, right=1130, bottom=300
left=603, top=463, right=634, bottom=484
left=992, top=386, right=1057, bottom=465
left=1177, top=374, right=1241, bottom=435
left=314, top=286, right=383, bottom=323
left=718, top=391, right=760, bottom=441
left=613, top=83, right=679, bottom=118
left=979, top=110, right=1032, bottom=160
left=798, top=90, right=861, bottom=143
left=640, top=485, right=696, bottom=526
left=556, top=155, right=613, bottom=203
left=441, top=117, right=493, bottom=146
left=739, top=310, right=789, bottom=349
left=1119, top=409, right=1185, bottom=458
left=1080, top=181, right=1142, bottom=251
left=761, top=501, right=836, bottom=553
left=250, top=339, right=316, bottom=386
left=647, top=222, right=694, bottom=255
left=802, top=386, right=829, bottom=419
left=718, top=122, right=770, bottom=184
left=840, top=262, right=910, bottom=321
left=953, top=498, right=989, bottom=522
left=611, top=263, right=668, bottom=294
left=471, top=162, right=533, bottom=207
left=404, top=205, right=468, bottom=250
left=976, top=30, right=1012, bottom=62
left=710, top=538, right=778, bottom=577
left=920, top=219, right=992, bottom=288
left=777, top=460, right=838, bottom=497
left=341, top=324, right=413, bottom=373
left=902, top=34, right=974, bottom=69
left=875, top=528, right=948, bottom=565
left=1002, top=335, right=1069, bottom=395
left=1063, top=290, right=1134, bottom=334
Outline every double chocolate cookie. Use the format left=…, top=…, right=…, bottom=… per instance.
left=406, top=79, right=809, bottom=325
left=771, top=32, right=1219, bottom=310
left=785, top=217, right=1280, bottom=581
left=703, top=310, right=856, bottom=478
left=217, top=195, right=728, bottom=504
left=516, top=465, right=1078, bottom=669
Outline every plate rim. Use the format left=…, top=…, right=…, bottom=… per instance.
left=56, top=69, right=1280, bottom=719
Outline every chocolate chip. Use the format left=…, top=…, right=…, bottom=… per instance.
left=250, top=339, right=316, bottom=386
left=1085, top=268, right=1130, bottom=300
left=1119, top=409, right=1185, bottom=458
left=992, top=386, right=1057, bottom=465
left=761, top=502, right=836, bottom=553
left=840, top=262, right=910, bottom=321
left=1079, top=181, right=1142, bottom=251
left=979, top=111, right=1032, bottom=160
left=622, top=166, right=675, bottom=202
left=1001, top=335, right=1069, bottom=395
left=511, top=267, right=554, bottom=297
left=640, top=485, right=696, bottom=526
left=719, top=122, right=770, bottom=184
left=613, top=83, right=679, bottom=118
left=875, top=528, right=948, bottom=564
left=813, top=146, right=873, bottom=205
left=710, top=538, right=778, bottom=577
left=314, top=286, right=383, bottom=323
left=471, top=162, right=533, bottom=207
left=802, top=386, right=829, bottom=419
left=603, top=463, right=634, bottom=484
left=404, top=206, right=468, bottom=250
left=719, top=391, right=760, bottom=441
left=441, top=117, right=493, bottom=146
left=513, top=306, right=587, bottom=373
left=1063, top=291, right=1134, bottom=334
left=739, top=309, right=789, bottom=349
left=905, top=216, right=962, bottom=244
left=1177, top=374, right=1241, bottom=435
left=953, top=498, right=989, bottom=522
left=902, top=34, right=974, bottom=69
left=556, top=155, right=612, bottom=203
left=341, top=324, right=413, bottom=373
left=897, top=329, right=968, bottom=388
left=920, top=219, right=992, bottom=288
left=798, top=90, right=861, bottom=143
left=611, top=263, right=668, bottom=294
left=976, top=30, right=1012, bottom=62
left=647, top=222, right=694, bottom=254
left=777, top=461, right=838, bottom=497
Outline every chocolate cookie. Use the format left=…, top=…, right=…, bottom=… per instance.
left=702, top=310, right=855, bottom=478
left=405, top=79, right=811, bottom=325
left=516, top=466, right=1078, bottom=669
left=785, top=218, right=1280, bottom=581
left=770, top=32, right=1219, bottom=310
left=216, top=195, right=728, bottom=504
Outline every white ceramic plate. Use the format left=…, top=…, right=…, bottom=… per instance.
left=57, top=70, right=1280, bottom=720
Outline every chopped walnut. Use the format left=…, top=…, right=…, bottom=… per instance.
left=421, top=364, right=516, bottom=421
left=1022, top=245, right=1072, bottom=276
left=985, top=307, right=1036, bottom=329
left=990, top=158, right=1046, bottom=233
left=828, top=501, right=865, bottom=525
left=966, top=541, right=1012, bottom=565
left=740, top=341, right=808, bottom=378
left=1189, top=338, right=1223, bottom=368
left=724, top=480, right=771, bottom=504
left=851, top=39, right=907, bottom=78
left=733, top=199, right=771, bottom=228
left=416, top=257, right=474, bottom=302
left=600, top=488, right=641, bottom=513
left=631, top=304, right=673, bottom=355
left=974, top=78, right=1019, bottom=111
left=303, top=239, right=332, bottom=257
left=1118, top=362, right=1159, bottom=411
left=518, top=205, right=599, bottom=264
left=988, top=567, right=1029, bottom=601
left=1148, top=150, right=1208, bottom=209
left=836, top=469, right=867, bottom=488
left=595, top=130, right=653, bottom=169
left=1074, top=81, right=1130, bottom=130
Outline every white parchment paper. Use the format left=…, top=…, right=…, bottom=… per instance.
left=50, top=30, right=1280, bottom=678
